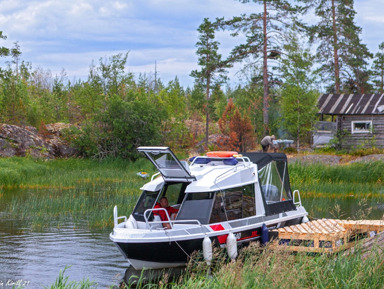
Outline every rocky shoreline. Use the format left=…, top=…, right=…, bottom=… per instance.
left=0, top=123, right=76, bottom=159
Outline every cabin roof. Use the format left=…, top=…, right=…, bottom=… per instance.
left=318, top=94, right=384, bottom=115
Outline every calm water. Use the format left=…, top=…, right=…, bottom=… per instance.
left=0, top=219, right=127, bottom=288
left=1, top=192, right=384, bottom=288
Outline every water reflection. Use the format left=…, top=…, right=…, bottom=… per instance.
left=0, top=221, right=127, bottom=288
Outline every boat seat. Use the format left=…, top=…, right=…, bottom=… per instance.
left=151, top=215, right=163, bottom=230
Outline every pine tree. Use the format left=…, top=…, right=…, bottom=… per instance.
left=219, top=0, right=303, bottom=134
left=309, top=0, right=372, bottom=93
left=280, top=34, right=318, bottom=149
left=190, top=18, right=230, bottom=149
left=372, top=42, right=384, bottom=94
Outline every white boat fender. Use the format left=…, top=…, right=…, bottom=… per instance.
left=302, top=215, right=310, bottom=223
left=226, top=232, right=237, bottom=260
left=261, top=223, right=269, bottom=245
left=202, top=235, right=212, bottom=265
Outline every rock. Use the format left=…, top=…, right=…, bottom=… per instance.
left=0, top=123, right=77, bottom=159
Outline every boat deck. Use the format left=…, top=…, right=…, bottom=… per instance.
left=270, top=219, right=384, bottom=253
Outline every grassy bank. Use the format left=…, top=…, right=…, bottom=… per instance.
left=0, top=157, right=155, bottom=231
left=48, top=242, right=384, bottom=289
left=289, top=161, right=384, bottom=219
left=2, top=157, right=384, bottom=230
left=167, top=242, right=384, bottom=289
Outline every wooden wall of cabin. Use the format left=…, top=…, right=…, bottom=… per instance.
left=336, top=115, right=384, bottom=149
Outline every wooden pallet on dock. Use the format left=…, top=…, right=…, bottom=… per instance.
left=336, top=219, right=384, bottom=234
left=270, top=218, right=384, bottom=253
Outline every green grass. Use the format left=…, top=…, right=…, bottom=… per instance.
left=114, top=242, right=384, bottom=289
left=0, top=157, right=156, bottom=231
left=289, top=161, right=384, bottom=219
left=45, top=266, right=97, bottom=289
left=2, top=157, right=384, bottom=230
left=47, top=242, right=384, bottom=289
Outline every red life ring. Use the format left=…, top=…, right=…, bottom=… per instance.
left=206, top=151, right=238, bottom=158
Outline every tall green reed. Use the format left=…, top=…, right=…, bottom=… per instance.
left=1, top=157, right=155, bottom=230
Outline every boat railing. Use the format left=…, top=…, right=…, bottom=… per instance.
left=113, top=205, right=127, bottom=228
left=292, top=190, right=302, bottom=207
left=144, top=208, right=201, bottom=231
left=214, top=156, right=252, bottom=184
left=151, top=172, right=161, bottom=182
left=237, top=156, right=252, bottom=166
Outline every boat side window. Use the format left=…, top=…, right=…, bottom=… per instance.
left=132, top=190, right=160, bottom=222
left=243, top=184, right=256, bottom=218
left=258, top=160, right=291, bottom=204
left=176, top=192, right=214, bottom=224
left=210, top=184, right=255, bottom=223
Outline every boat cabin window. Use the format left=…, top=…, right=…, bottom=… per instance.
left=160, top=182, right=187, bottom=207
left=132, top=190, right=160, bottom=222
left=176, top=192, right=215, bottom=224
left=258, top=159, right=296, bottom=215
left=258, top=160, right=291, bottom=203
left=132, top=183, right=187, bottom=222
left=210, top=184, right=255, bottom=223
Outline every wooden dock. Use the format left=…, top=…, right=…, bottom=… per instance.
left=270, top=219, right=384, bottom=253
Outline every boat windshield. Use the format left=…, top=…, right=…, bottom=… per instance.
left=132, top=190, right=160, bottom=222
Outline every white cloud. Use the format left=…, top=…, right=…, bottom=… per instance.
left=0, top=0, right=382, bottom=87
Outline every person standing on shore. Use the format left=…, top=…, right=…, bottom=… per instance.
left=261, top=135, right=276, bottom=152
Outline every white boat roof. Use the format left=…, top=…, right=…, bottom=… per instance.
left=141, top=159, right=258, bottom=193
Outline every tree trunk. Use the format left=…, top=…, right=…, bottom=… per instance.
left=205, top=76, right=210, bottom=150
left=381, top=67, right=384, bottom=94
left=263, top=0, right=269, bottom=134
left=332, top=0, right=340, bottom=93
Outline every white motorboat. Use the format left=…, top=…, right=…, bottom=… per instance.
left=110, top=146, right=308, bottom=270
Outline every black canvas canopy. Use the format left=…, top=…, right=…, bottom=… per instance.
left=241, top=152, right=288, bottom=170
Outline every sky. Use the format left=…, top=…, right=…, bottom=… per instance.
left=0, top=0, right=383, bottom=88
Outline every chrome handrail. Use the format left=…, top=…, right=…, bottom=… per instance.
left=151, top=172, right=161, bottom=182
left=144, top=208, right=201, bottom=231
left=113, top=205, right=127, bottom=228
left=292, top=190, right=302, bottom=207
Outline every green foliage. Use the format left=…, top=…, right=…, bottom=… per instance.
left=280, top=34, right=318, bottom=148
left=71, top=96, right=164, bottom=160
left=45, top=266, right=97, bottom=289
left=309, top=0, right=372, bottom=93
left=191, top=18, right=230, bottom=148
left=372, top=42, right=384, bottom=94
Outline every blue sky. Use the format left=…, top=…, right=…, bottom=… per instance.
left=0, top=0, right=383, bottom=88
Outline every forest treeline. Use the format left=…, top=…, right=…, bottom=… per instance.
left=0, top=0, right=383, bottom=159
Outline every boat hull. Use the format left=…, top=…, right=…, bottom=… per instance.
left=114, top=238, right=203, bottom=269
left=111, top=215, right=304, bottom=270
